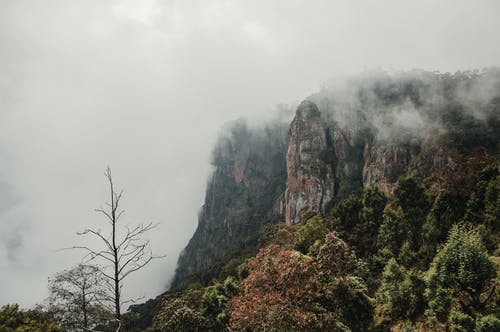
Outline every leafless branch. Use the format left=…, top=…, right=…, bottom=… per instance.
left=66, top=166, right=165, bottom=331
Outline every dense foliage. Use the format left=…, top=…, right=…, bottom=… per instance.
left=144, top=155, right=499, bottom=331
left=0, top=304, right=60, bottom=332
left=149, top=69, right=500, bottom=331
left=229, top=245, right=326, bottom=331
left=4, top=70, right=499, bottom=331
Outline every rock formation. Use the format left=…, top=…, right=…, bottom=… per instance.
left=170, top=120, right=288, bottom=289
left=285, top=101, right=335, bottom=225
left=171, top=69, right=500, bottom=289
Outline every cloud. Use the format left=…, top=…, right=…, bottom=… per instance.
left=0, top=0, right=500, bottom=307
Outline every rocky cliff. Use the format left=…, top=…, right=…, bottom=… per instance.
left=170, top=120, right=289, bottom=288
left=285, top=101, right=336, bottom=225
left=171, top=69, right=500, bottom=289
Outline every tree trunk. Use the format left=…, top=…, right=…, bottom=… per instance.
left=111, top=177, right=121, bottom=331
left=82, top=286, right=88, bottom=330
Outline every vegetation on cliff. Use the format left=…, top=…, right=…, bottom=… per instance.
left=3, top=69, right=499, bottom=331
left=151, top=69, right=500, bottom=331
left=148, top=155, right=499, bottom=331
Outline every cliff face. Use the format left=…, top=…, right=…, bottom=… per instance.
left=283, top=100, right=369, bottom=224
left=285, top=101, right=335, bottom=225
left=170, top=120, right=288, bottom=288
left=171, top=69, right=500, bottom=289
left=362, top=144, right=412, bottom=189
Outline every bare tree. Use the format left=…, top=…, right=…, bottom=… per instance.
left=69, top=166, right=164, bottom=331
left=48, top=264, right=113, bottom=332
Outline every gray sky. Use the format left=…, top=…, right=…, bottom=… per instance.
left=1, top=0, right=500, bottom=307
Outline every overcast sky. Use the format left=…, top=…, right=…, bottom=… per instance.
left=1, top=0, right=500, bottom=308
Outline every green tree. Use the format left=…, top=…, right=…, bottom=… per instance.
left=357, top=186, right=388, bottom=256
left=294, top=215, right=329, bottom=255
left=153, top=290, right=212, bottom=332
left=316, top=233, right=374, bottom=332
left=398, top=241, right=418, bottom=268
left=426, top=225, right=497, bottom=318
left=330, top=195, right=362, bottom=244
left=200, top=277, right=238, bottom=328
left=463, top=191, right=485, bottom=226
left=394, top=174, right=430, bottom=249
left=376, top=259, right=426, bottom=325
left=0, top=304, right=61, bottom=332
left=475, top=314, right=500, bottom=332
left=323, top=276, right=374, bottom=332
left=421, top=190, right=464, bottom=266
left=482, top=172, right=500, bottom=250
left=463, top=163, right=500, bottom=252
left=377, top=203, right=409, bottom=256
left=448, top=311, right=475, bottom=332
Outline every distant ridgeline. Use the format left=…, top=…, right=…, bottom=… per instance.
left=171, top=69, right=500, bottom=289
left=126, top=69, right=500, bottom=331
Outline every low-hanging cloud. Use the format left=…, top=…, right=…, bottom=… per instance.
left=311, top=68, right=500, bottom=149
left=1, top=0, right=500, bottom=308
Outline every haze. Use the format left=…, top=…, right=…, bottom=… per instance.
left=1, top=0, right=500, bottom=307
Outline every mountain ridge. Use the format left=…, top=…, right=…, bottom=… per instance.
left=171, top=69, right=500, bottom=290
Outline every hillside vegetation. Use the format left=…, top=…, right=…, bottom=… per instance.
left=145, top=155, right=499, bottom=331
left=138, top=69, right=500, bottom=331
left=3, top=69, right=499, bottom=331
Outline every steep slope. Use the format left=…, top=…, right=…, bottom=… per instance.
left=285, top=100, right=336, bottom=225
left=171, top=69, right=500, bottom=289
left=170, top=120, right=289, bottom=289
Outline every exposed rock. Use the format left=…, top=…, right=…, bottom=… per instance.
left=170, top=120, right=288, bottom=289
left=171, top=69, right=500, bottom=291
left=327, top=124, right=365, bottom=200
left=285, top=101, right=335, bottom=225
left=233, top=152, right=245, bottom=183
left=408, top=137, right=456, bottom=177
left=362, top=143, right=411, bottom=187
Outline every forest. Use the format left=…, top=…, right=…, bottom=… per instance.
left=146, top=155, right=500, bottom=331
left=1, top=70, right=499, bottom=332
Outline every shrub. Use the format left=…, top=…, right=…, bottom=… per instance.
left=294, top=215, right=329, bottom=255
left=475, top=314, right=500, bottom=332
left=448, top=311, right=475, bottom=332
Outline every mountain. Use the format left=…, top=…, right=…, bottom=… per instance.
left=171, top=69, right=500, bottom=290
left=170, top=119, right=290, bottom=289
left=118, top=69, right=499, bottom=331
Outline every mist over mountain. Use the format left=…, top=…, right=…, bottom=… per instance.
left=108, top=68, right=500, bottom=331
left=170, top=69, right=500, bottom=291
left=1, top=1, right=500, bottom=331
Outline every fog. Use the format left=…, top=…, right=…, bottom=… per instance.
left=1, top=0, right=500, bottom=307
left=310, top=69, right=500, bottom=147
